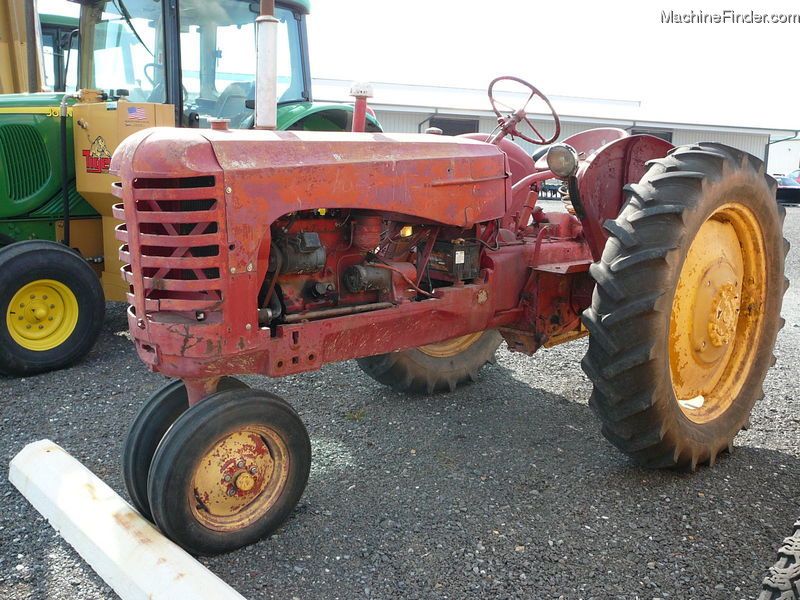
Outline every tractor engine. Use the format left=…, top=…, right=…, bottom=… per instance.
left=264, top=211, right=486, bottom=323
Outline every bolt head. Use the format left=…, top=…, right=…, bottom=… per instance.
left=249, top=466, right=257, bottom=474
left=237, top=460, right=245, bottom=468
left=50, top=304, right=55, bottom=309
left=38, top=325, right=43, bottom=329
left=48, top=317, right=53, bottom=321
left=225, top=186, right=233, bottom=194
left=227, top=488, right=236, bottom=496
left=42, top=295, right=47, bottom=300
left=30, top=294, right=35, bottom=299
left=224, top=474, right=232, bottom=482
left=26, top=325, right=31, bottom=329
left=17, top=316, right=22, bottom=320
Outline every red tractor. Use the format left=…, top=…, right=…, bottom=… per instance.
left=111, top=74, right=787, bottom=555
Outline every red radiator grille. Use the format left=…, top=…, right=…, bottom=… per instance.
left=113, top=176, right=227, bottom=315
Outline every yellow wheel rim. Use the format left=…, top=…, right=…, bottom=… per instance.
left=190, top=426, right=289, bottom=532
left=418, top=331, right=483, bottom=358
left=669, top=202, right=766, bottom=423
left=6, top=279, right=79, bottom=351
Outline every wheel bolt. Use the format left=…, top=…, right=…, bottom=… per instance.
left=227, top=488, right=236, bottom=496
left=249, top=466, right=257, bottom=474
left=30, top=294, right=35, bottom=299
left=50, top=304, right=55, bottom=309
left=237, top=461, right=245, bottom=468
left=48, top=317, right=53, bottom=321
left=26, top=325, right=31, bottom=329
left=223, top=474, right=232, bottom=482
left=42, top=295, right=47, bottom=300
left=38, top=325, right=43, bottom=329
left=18, top=316, right=22, bottom=320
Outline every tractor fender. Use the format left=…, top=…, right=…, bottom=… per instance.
left=276, top=101, right=382, bottom=132
left=575, top=134, right=674, bottom=261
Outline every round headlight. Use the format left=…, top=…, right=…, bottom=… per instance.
left=546, top=144, right=579, bottom=179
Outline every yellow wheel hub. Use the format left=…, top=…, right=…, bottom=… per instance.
left=418, top=331, right=483, bottom=358
left=669, top=203, right=766, bottom=423
left=6, top=279, right=79, bottom=351
left=190, top=426, right=289, bottom=532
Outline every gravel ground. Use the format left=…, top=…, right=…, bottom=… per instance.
left=0, top=205, right=798, bottom=600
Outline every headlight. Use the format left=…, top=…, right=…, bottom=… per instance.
left=546, top=144, right=579, bottom=179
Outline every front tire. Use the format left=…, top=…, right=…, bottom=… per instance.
left=582, top=143, right=787, bottom=469
left=146, top=388, right=311, bottom=555
left=0, top=240, right=105, bottom=376
left=122, top=377, right=248, bottom=520
left=356, top=330, right=502, bottom=394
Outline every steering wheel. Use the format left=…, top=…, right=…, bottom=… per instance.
left=488, top=76, right=561, bottom=145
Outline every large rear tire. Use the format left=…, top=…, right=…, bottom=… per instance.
left=0, top=240, right=105, bottom=376
left=582, top=143, right=787, bottom=469
left=356, top=330, right=502, bottom=394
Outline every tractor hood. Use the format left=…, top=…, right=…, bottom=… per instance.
left=111, top=127, right=510, bottom=229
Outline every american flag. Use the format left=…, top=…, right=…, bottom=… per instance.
left=127, top=106, right=147, bottom=120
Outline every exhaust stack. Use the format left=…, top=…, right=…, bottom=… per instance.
left=255, top=0, right=278, bottom=129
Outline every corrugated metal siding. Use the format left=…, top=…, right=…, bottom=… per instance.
left=373, top=109, right=769, bottom=161
left=671, top=130, right=769, bottom=160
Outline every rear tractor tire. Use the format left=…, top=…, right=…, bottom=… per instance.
left=0, top=240, right=105, bottom=376
left=356, top=329, right=502, bottom=394
left=582, top=142, right=787, bottom=469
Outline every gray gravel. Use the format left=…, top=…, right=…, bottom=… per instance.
left=1, top=205, right=798, bottom=600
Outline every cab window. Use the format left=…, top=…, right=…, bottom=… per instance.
left=179, top=1, right=306, bottom=128
left=85, top=0, right=166, bottom=102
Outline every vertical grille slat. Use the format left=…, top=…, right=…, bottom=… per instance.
left=0, top=124, right=50, bottom=200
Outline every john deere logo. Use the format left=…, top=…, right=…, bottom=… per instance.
left=82, top=136, right=112, bottom=174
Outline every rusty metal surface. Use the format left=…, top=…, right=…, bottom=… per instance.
left=109, top=124, right=667, bottom=404
left=575, top=134, right=675, bottom=260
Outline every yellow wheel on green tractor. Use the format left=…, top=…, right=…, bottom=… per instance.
left=7, top=279, right=79, bottom=351
left=582, top=143, right=787, bottom=469
left=0, top=240, right=105, bottom=376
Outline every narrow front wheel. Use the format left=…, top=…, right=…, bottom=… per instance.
left=146, top=388, right=311, bottom=555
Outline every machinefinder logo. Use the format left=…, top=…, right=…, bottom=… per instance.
left=661, top=10, right=800, bottom=23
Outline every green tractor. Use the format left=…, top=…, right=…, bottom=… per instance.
left=0, top=0, right=380, bottom=376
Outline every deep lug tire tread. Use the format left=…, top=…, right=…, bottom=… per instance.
left=760, top=520, right=800, bottom=600
left=581, top=143, right=787, bottom=469
left=356, top=330, right=502, bottom=395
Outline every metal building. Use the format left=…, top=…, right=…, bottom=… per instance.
left=314, top=78, right=794, bottom=164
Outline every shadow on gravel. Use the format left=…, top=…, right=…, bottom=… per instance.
left=215, top=360, right=800, bottom=600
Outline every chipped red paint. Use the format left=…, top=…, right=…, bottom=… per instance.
left=110, top=126, right=672, bottom=405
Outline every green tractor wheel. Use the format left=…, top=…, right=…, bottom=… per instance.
left=0, top=240, right=105, bottom=376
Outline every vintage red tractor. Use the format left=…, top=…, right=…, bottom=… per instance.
left=111, top=74, right=787, bottom=555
